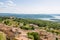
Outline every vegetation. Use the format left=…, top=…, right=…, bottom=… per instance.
left=20, top=24, right=34, bottom=30
left=27, top=32, right=40, bottom=40
left=0, top=16, right=60, bottom=40
left=56, top=38, right=58, bottom=40
left=0, top=16, right=60, bottom=33
left=0, top=32, right=6, bottom=40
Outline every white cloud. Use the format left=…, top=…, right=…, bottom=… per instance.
left=0, top=0, right=16, bottom=8
left=0, top=2, right=4, bottom=7
left=0, top=0, right=60, bottom=14
left=1, top=6, right=60, bottom=14
left=0, top=1, right=17, bottom=14
left=12, top=6, right=60, bottom=14
left=5, top=0, right=16, bottom=7
left=6, top=1, right=14, bottom=4
left=0, top=0, right=17, bottom=13
left=0, top=2, right=4, bottom=5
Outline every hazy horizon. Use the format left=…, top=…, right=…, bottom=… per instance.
left=0, top=13, right=60, bottom=15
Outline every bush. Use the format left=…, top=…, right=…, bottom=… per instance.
left=20, top=24, right=34, bottom=30
left=20, top=26, right=34, bottom=30
left=4, top=20, right=9, bottom=25
left=27, top=32, right=40, bottom=40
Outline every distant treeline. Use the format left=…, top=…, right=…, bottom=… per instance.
left=0, top=16, right=60, bottom=30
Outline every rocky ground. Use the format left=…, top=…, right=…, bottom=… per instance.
left=0, top=23, right=60, bottom=40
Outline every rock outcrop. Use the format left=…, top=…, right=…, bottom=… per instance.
left=0, top=23, right=60, bottom=40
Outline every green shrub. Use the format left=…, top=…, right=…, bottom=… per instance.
left=27, top=32, right=40, bottom=40
left=20, top=26, right=34, bottom=30
left=4, top=20, right=9, bottom=25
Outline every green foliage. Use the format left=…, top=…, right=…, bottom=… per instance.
left=27, top=32, right=40, bottom=40
left=56, top=38, right=58, bottom=40
left=1, top=16, right=60, bottom=30
left=4, top=20, right=10, bottom=25
left=20, top=24, right=34, bottom=30
left=0, top=16, right=60, bottom=34
left=0, top=32, right=6, bottom=40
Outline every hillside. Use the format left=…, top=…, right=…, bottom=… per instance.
left=0, top=16, right=60, bottom=40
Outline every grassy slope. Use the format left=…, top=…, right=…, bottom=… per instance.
left=0, top=17, right=60, bottom=40
left=0, top=32, right=6, bottom=40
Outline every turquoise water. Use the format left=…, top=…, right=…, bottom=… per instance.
left=0, top=13, right=60, bottom=21
left=0, top=13, right=54, bottom=18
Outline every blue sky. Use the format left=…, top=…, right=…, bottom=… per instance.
left=0, top=0, right=60, bottom=14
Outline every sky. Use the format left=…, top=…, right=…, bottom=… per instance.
left=0, top=0, right=60, bottom=14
